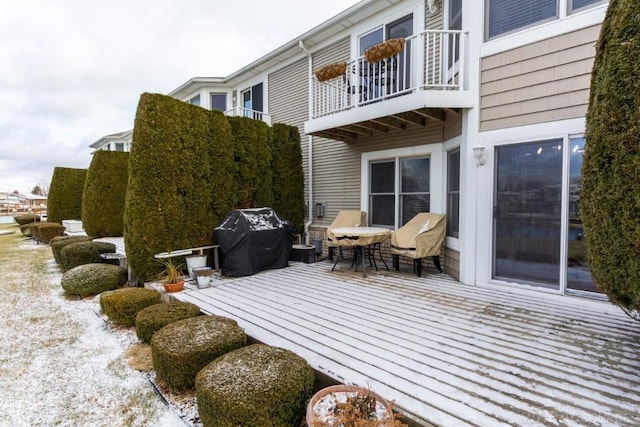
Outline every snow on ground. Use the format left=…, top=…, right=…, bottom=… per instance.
left=0, top=234, right=191, bottom=427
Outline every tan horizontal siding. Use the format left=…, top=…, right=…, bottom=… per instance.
left=269, top=58, right=310, bottom=198
left=312, top=36, right=350, bottom=70
left=444, top=247, right=460, bottom=280
left=480, top=25, right=601, bottom=131
left=312, top=123, right=444, bottom=227
left=443, top=109, right=462, bottom=140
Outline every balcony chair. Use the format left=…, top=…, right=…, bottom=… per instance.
left=327, top=210, right=367, bottom=262
left=390, top=212, right=446, bottom=277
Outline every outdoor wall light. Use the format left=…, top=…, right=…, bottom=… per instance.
left=427, top=0, right=438, bottom=14
left=473, top=146, right=487, bottom=166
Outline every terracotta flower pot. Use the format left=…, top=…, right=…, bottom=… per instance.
left=163, top=281, right=184, bottom=293
left=306, top=384, right=394, bottom=427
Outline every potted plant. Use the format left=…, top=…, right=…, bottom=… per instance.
left=306, top=384, right=403, bottom=427
left=185, top=253, right=208, bottom=278
left=193, top=266, right=215, bottom=288
left=158, top=258, right=185, bottom=293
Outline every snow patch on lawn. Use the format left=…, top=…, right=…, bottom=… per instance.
left=0, top=242, right=186, bottom=427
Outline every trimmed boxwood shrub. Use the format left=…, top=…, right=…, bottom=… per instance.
left=151, top=315, right=246, bottom=391
left=29, top=222, right=66, bottom=244
left=135, top=301, right=202, bottom=343
left=583, top=0, right=640, bottom=315
left=124, top=93, right=236, bottom=283
left=47, top=167, right=87, bottom=224
left=82, top=150, right=130, bottom=238
left=196, top=344, right=315, bottom=427
left=271, top=123, right=305, bottom=234
left=227, top=116, right=273, bottom=208
left=19, top=224, right=32, bottom=236
left=100, top=287, right=161, bottom=326
left=50, top=235, right=93, bottom=264
left=59, top=241, right=116, bottom=271
left=61, top=263, right=126, bottom=296
left=14, top=214, right=41, bottom=225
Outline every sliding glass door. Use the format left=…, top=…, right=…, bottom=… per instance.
left=492, top=137, right=599, bottom=294
left=566, top=136, right=598, bottom=293
left=493, top=140, right=563, bottom=289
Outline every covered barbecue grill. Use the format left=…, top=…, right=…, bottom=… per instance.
left=214, top=207, right=295, bottom=277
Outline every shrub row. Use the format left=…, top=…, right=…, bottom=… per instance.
left=14, top=214, right=41, bottom=225
left=29, top=222, right=66, bottom=244
left=59, top=241, right=116, bottom=271
left=82, top=150, right=130, bottom=238
left=47, top=167, right=87, bottom=224
left=61, top=263, right=126, bottom=296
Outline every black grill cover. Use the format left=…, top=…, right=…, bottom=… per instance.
left=214, top=207, right=295, bottom=277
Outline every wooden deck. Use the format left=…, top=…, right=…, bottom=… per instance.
left=174, top=260, right=640, bottom=427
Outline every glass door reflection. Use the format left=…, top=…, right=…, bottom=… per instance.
left=567, top=137, right=599, bottom=293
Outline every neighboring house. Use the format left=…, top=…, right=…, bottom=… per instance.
left=90, top=130, right=133, bottom=152
left=20, top=193, right=47, bottom=211
left=0, top=192, right=46, bottom=213
left=147, top=0, right=610, bottom=300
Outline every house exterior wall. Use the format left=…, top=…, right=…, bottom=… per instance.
left=269, top=57, right=310, bottom=198
left=479, top=25, right=600, bottom=131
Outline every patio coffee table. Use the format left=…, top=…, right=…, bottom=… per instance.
left=330, top=226, right=391, bottom=277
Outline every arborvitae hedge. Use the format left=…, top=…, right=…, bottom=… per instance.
left=271, top=123, right=305, bottom=234
left=227, top=116, right=273, bottom=208
left=82, top=151, right=130, bottom=238
left=47, top=167, right=87, bottom=224
left=583, top=0, right=640, bottom=314
left=124, top=93, right=236, bottom=283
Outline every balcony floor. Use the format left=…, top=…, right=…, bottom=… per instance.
left=175, top=260, right=640, bottom=427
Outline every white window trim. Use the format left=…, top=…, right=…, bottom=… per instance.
left=361, top=144, right=444, bottom=230
left=481, top=1, right=607, bottom=57
left=444, top=135, right=462, bottom=251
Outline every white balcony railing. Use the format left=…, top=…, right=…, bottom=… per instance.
left=224, top=107, right=271, bottom=125
left=311, top=29, right=467, bottom=119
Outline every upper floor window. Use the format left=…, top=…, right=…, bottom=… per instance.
left=240, top=83, right=264, bottom=120
left=210, top=93, right=226, bottom=112
left=359, top=14, right=413, bottom=55
left=486, top=0, right=606, bottom=40
left=447, top=0, right=462, bottom=67
left=189, top=94, right=201, bottom=106
left=241, top=83, right=263, bottom=113
left=114, top=142, right=125, bottom=152
left=570, top=0, right=606, bottom=13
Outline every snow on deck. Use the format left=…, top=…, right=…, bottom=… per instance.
left=93, top=236, right=125, bottom=255
left=174, top=261, right=640, bottom=427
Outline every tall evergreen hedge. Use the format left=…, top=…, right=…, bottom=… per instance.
left=272, top=123, right=305, bottom=233
left=227, top=116, right=273, bottom=208
left=47, top=167, right=87, bottom=224
left=82, top=151, right=129, bottom=237
left=583, top=0, right=640, bottom=315
left=124, top=93, right=236, bottom=283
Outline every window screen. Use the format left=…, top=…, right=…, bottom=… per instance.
left=370, top=161, right=395, bottom=226
left=486, top=0, right=557, bottom=39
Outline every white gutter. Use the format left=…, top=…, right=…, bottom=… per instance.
left=299, top=40, right=314, bottom=245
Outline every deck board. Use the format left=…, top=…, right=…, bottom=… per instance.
left=175, top=261, right=640, bottom=426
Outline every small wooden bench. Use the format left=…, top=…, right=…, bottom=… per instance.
left=154, top=245, right=220, bottom=271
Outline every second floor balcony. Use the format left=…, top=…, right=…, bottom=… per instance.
left=304, top=29, right=473, bottom=141
left=224, top=107, right=271, bottom=126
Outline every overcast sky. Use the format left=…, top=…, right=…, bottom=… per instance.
left=0, top=0, right=361, bottom=194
